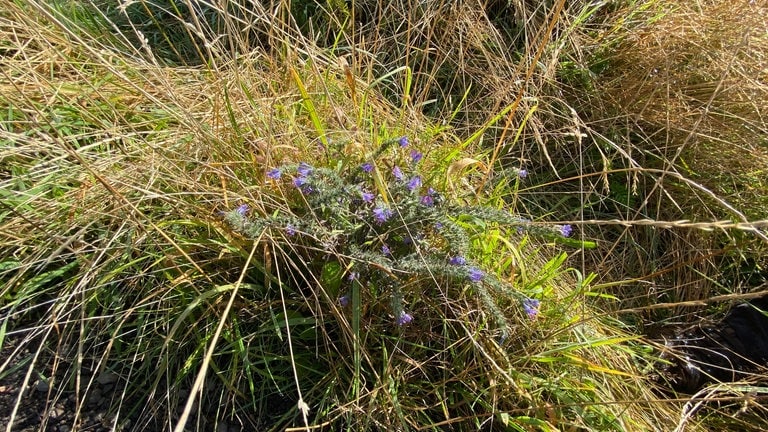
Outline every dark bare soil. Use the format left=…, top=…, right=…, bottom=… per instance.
left=0, top=337, right=118, bottom=432
left=0, top=334, right=273, bottom=431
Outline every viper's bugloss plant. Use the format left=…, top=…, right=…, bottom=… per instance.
left=222, top=136, right=574, bottom=338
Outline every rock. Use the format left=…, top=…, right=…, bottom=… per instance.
left=87, top=388, right=103, bottom=406
left=50, top=404, right=65, bottom=419
left=96, top=372, right=118, bottom=385
left=35, top=379, right=50, bottom=393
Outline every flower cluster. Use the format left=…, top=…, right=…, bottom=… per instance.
left=522, top=298, right=540, bottom=320
left=222, top=134, right=576, bottom=336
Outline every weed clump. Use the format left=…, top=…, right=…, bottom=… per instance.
left=222, top=136, right=566, bottom=341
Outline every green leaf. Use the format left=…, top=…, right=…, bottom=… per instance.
left=19, top=260, right=79, bottom=294
left=320, top=261, right=343, bottom=297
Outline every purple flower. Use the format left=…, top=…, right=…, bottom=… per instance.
left=361, top=162, right=374, bottom=173
left=285, top=224, right=297, bottom=236
left=406, top=176, right=422, bottom=192
left=382, top=244, right=391, bottom=256
left=420, top=187, right=437, bottom=206
left=517, top=168, right=528, bottom=179
left=235, top=204, right=249, bottom=216
left=396, top=311, right=413, bottom=326
left=297, top=162, right=313, bottom=177
left=348, top=272, right=358, bottom=281
left=467, top=267, right=484, bottom=282
left=373, top=206, right=393, bottom=224
left=339, top=295, right=350, bottom=307
left=398, top=136, right=409, bottom=148
left=449, top=256, right=467, bottom=266
left=558, top=224, right=573, bottom=237
left=293, top=176, right=307, bottom=188
left=293, top=176, right=313, bottom=194
left=392, top=166, right=404, bottom=181
left=361, top=190, right=375, bottom=203
left=434, top=222, right=444, bottom=230
left=266, top=168, right=282, bottom=179
left=410, top=150, right=422, bottom=164
left=522, top=298, right=540, bottom=320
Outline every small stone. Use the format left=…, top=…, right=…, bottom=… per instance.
left=50, top=405, right=65, bottom=419
left=87, top=388, right=103, bottom=406
left=96, top=372, right=118, bottom=385
left=35, top=379, right=50, bottom=393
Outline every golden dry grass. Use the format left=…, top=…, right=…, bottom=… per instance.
left=561, top=0, right=768, bottom=313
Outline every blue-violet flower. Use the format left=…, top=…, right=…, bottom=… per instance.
left=361, top=162, right=373, bottom=173
left=397, top=311, right=413, bottom=326
left=339, top=295, right=350, bottom=307
left=297, top=162, right=313, bottom=177
left=467, top=267, right=484, bottom=282
left=235, top=204, right=249, bottom=216
left=266, top=168, right=282, bottom=180
left=558, top=224, right=573, bottom=237
left=420, top=187, right=437, bottom=206
left=522, top=298, right=540, bottom=320
left=373, top=206, right=393, bottom=224
left=393, top=166, right=404, bottom=181
left=449, top=256, right=467, bottom=266
left=410, top=150, right=422, bottom=164
left=407, top=176, right=422, bottom=192
left=293, top=176, right=307, bottom=188
left=361, top=190, right=375, bottom=203
left=398, top=136, right=409, bottom=148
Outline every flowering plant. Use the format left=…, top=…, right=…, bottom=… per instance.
left=222, top=136, right=572, bottom=339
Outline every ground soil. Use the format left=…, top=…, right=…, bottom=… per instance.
left=0, top=335, right=263, bottom=431
left=0, top=336, right=117, bottom=432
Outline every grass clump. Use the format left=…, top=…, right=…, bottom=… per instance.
left=3, top=0, right=767, bottom=431
left=551, top=0, right=768, bottom=314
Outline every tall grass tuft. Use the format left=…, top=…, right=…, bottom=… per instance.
left=557, top=0, right=768, bottom=317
